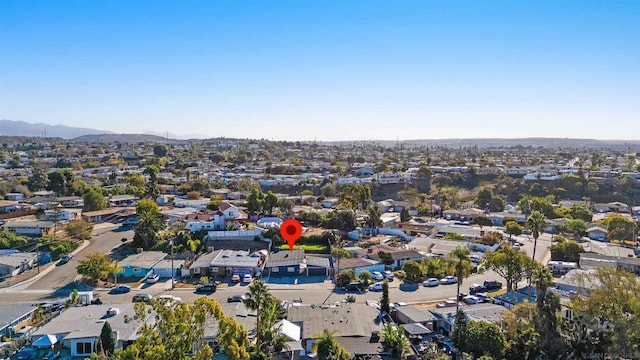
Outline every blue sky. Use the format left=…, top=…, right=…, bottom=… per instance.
left=1, top=0, right=639, bottom=140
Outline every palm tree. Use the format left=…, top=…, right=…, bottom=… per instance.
left=257, top=301, right=289, bottom=358
left=526, top=210, right=546, bottom=265
left=449, top=246, right=472, bottom=315
left=244, top=280, right=270, bottom=352
left=382, top=323, right=409, bottom=359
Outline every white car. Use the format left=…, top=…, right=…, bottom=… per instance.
left=463, top=295, right=480, bottom=304
left=243, top=274, right=253, bottom=283
left=469, top=254, right=482, bottom=263
left=512, top=243, right=522, bottom=250
left=383, top=270, right=394, bottom=280
left=423, top=278, right=440, bottom=287
left=158, top=295, right=182, bottom=303
left=372, top=271, right=384, bottom=281
left=145, top=273, right=160, bottom=284
left=368, top=282, right=384, bottom=292
left=440, top=276, right=457, bottom=285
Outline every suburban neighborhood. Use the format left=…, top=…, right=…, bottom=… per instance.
left=0, top=135, right=639, bottom=359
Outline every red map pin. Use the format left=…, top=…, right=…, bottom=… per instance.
left=280, top=219, right=302, bottom=251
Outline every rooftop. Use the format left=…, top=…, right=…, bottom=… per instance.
left=265, top=249, right=305, bottom=268
left=287, top=303, right=382, bottom=339
left=118, top=251, right=166, bottom=269
left=0, top=303, right=36, bottom=330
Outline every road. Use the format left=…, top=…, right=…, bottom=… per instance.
left=0, top=225, right=552, bottom=306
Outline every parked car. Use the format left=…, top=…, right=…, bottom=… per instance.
left=383, top=270, right=395, bottom=280
left=423, top=278, right=440, bottom=287
left=242, top=274, right=253, bottom=283
left=227, top=294, right=247, bottom=303
left=145, top=273, right=160, bottom=284
left=132, top=293, right=154, bottom=303
left=110, top=285, right=131, bottom=294
left=59, top=254, right=73, bottom=265
left=483, top=280, right=503, bottom=291
left=463, top=295, right=480, bottom=304
left=372, top=271, right=384, bottom=281
left=475, top=293, right=490, bottom=303
left=436, top=299, right=457, bottom=308
left=469, top=283, right=487, bottom=294
left=231, top=274, right=241, bottom=283
left=468, top=254, right=482, bottom=263
left=344, top=281, right=365, bottom=293
left=158, top=294, right=182, bottom=303
left=369, top=282, right=384, bottom=292
left=196, top=284, right=217, bottom=293
left=512, top=243, right=522, bottom=250
left=440, top=276, right=457, bottom=285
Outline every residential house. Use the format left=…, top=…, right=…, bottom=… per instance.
left=190, top=249, right=263, bottom=277
left=174, top=198, right=210, bottom=210
left=429, top=303, right=506, bottom=337
left=263, top=249, right=332, bottom=277
left=336, top=257, right=384, bottom=276
left=0, top=303, right=36, bottom=337
left=115, top=251, right=167, bottom=278
left=108, top=195, right=138, bottom=207
left=44, top=208, right=81, bottom=222
left=56, top=196, right=84, bottom=207
left=579, top=253, right=640, bottom=275
left=81, top=207, right=136, bottom=223
left=185, top=202, right=248, bottom=232
left=586, top=226, right=607, bottom=242
left=32, top=303, right=154, bottom=357
left=393, top=305, right=438, bottom=332
left=320, top=198, right=339, bottom=209
left=151, top=259, right=184, bottom=279
left=489, top=212, right=527, bottom=226
left=288, top=303, right=384, bottom=356
left=5, top=193, right=24, bottom=201
left=0, top=252, right=38, bottom=278
left=0, top=200, right=21, bottom=214
left=354, top=244, right=423, bottom=269
left=3, top=220, right=55, bottom=236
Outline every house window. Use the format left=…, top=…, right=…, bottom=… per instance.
left=133, top=268, right=141, bottom=273
left=210, top=267, right=218, bottom=272
left=287, top=267, right=295, bottom=273
left=76, top=342, right=92, bottom=354
left=271, top=267, right=279, bottom=273
left=193, top=267, right=201, bottom=274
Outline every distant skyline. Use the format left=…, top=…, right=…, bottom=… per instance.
left=1, top=1, right=639, bottom=141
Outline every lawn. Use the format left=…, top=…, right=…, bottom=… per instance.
left=278, top=243, right=329, bottom=252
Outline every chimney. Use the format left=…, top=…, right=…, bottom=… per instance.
left=136, top=248, right=143, bottom=254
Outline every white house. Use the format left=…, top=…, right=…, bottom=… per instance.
left=586, top=226, right=607, bottom=242
left=0, top=253, right=38, bottom=278
left=185, top=203, right=247, bottom=232
left=3, top=220, right=55, bottom=236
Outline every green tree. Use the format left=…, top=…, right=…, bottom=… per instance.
left=246, top=188, right=265, bottom=215
left=526, top=210, right=546, bottom=264
left=136, top=198, right=159, bottom=215
left=382, top=323, right=409, bottom=359
left=64, top=220, right=94, bottom=240
left=482, top=245, right=533, bottom=292
left=505, top=221, right=523, bottom=239
left=550, top=238, right=585, bottom=262
left=603, top=213, right=636, bottom=242
left=533, top=266, right=564, bottom=358
left=359, top=270, right=372, bottom=286
left=263, top=191, right=279, bottom=215
left=314, top=329, right=350, bottom=360
left=99, top=321, right=116, bottom=356
left=569, top=205, right=593, bottom=223
left=402, top=260, right=424, bottom=282
left=47, top=169, right=74, bottom=196
left=503, top=302, right=540, bottom=360
left=133, top=208, right=164, bottom=249
left=463, top=320, right=506, bottom=359
left=471, top=215, right=493, bottom=228
left=450, top=246, right=472, bottom=315
left=337, top=269, right=356, bottom=288
left=243, top=280, right=270, bottom=352
left=380, top=279, right=390, bottom=314
left=451, top=309, right=469, bottom=353
left=365, top=205, right=382, bottom=228
left=76, top=252, right=113, bottom=281
left=143, top=165, right=160, bottom=199
left=82, top=188, right=108, bottom=212
left=414, top=165, right=432, bottom=193
left=563, top=218, right=587, bottom=240
left=570, top=268, right=640, bottom=359
left=27, top=166, right=49, bottom=191
left=153, top=145, right=168, bottom=157
left=400, top=208, right=412, bottom=222
left=277, top=198, right=294, bottom=216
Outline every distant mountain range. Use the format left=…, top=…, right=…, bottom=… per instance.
left=1, top=119, right=639, bottom=149
left=0, top=119, right=113, bottom=139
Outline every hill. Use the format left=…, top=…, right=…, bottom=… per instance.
left=0, top=119, right=113, bottom=139
left=73, top=133, right=179, bottom=143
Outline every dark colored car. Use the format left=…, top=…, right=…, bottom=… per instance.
left=343, top=281, right=365, bottom=293
left=483, top=280, right=503, bottom=291
left=58, top=254, right=73, bottom=265
left=227, top=295, right=247, bottom=303
left=133, top=293, right=154, bottom=303
left=109, top=285, right=131, bottom=294
left=469, top=284, right=487, bottom=294
left=196, top=284, right=217, bottom=293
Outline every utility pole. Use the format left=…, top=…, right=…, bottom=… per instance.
left=170, top=238, right=175, bottom=290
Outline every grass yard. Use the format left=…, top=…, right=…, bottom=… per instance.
left=278, top=243, right=329, bottom=252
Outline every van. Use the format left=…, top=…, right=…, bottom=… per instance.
left=344, top=282, right=365, bottom=293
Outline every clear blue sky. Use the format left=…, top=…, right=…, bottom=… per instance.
left=1, top=0, right=639, bottom=140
